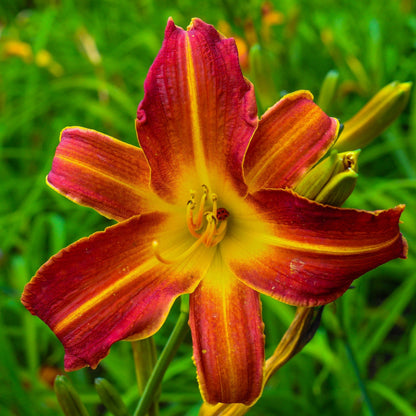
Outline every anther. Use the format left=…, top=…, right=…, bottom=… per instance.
left=343, top=153, right=355, bottom=170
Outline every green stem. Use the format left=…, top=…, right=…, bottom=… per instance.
left=131, top=338, right=159, bottom=416
left=344, top=339, right=376, bottom=416
left=338, top=299, right=376, bottom=416
left=133, top=296, right=190, bottom=416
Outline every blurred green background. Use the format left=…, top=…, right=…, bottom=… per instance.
left=1, top=0, right=415, bottom=415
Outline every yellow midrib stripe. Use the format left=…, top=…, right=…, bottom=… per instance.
left=185, top=34, right=210, bottom=185
left=53, top=256, right=159, bottom=333
left=55, top=154, right=142, bottom=195
left=247, top=115, right=317, bottom=186
left=249, top=232, right=400, bottom=255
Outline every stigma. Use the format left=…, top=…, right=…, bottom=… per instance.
left=152, top=185, right=230, bottom=264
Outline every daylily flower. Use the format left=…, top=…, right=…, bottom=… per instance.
left=22, top=18, right=407, bottom=405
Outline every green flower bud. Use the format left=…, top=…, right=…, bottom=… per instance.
left=314, top=169, right=358, bottom=206
left=317, top=70, right=339, bottom=113
left=94, top=378, right=130, bottom=416
left=54, top=375, right=89, bottom=416
left=294, top=150, right=339, bottom=200
left=295, top=150, right=360, bottom=207
left=335, top=81, right=412, bottom=152
left=249, top=44, right=278, bottom=109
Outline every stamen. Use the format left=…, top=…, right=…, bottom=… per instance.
left=186, top=200, right=201, bottom=239
left=202, top=213, right=217, bottom=247
left=210, top=220, right=228, bottom=246
left=194, top=185, right=208, bottom=230
left=152, top=238, right=204, bottom=265
left=211, top=193, right=217, bottom=218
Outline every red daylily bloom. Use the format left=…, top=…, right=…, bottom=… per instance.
left=22, top=18, right=407, bottom=405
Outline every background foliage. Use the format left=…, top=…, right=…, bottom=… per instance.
left=1, top=0, right=415, bottom=415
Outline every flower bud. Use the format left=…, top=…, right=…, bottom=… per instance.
left=294, top=149, right=360, bottom=206
left=314, top=169, right=358, bottom=206
left=335, top=81, right=412, bottom=152
left=249, top=44, right=278, bottom=109
left=54, top=375, right=89, bottom=416
left=317, top=70, right=339, bottom=113
left=294, top=150, right=338, bottom=200
left=94, top=378, right=129, bottom=416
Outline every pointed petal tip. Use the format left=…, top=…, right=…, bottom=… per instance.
left=187, top=18, right=214, bottom=31
left=165, top=17, right=214, bottom=36
left=187, top=17, right=200, bottom=30
left=165, top=16, right=177, bottom=34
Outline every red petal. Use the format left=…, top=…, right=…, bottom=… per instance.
left=21, top=212, right=213, bottom=370
left=48, top=127, right=154, bottom=221
left=243, top=91, right=339, bottom=192
left=189, top=255, right=264, bottom=405
left=225, top=189, right=407, bottom=306
left=136, top=18, right=257, bottom=203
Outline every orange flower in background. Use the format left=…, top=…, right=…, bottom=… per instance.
left=22, top=18, right=407, bottom=405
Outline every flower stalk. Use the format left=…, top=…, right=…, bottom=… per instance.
left=133, top=296, right=190, bottom=416
left=131, top=338, right=159, bottom=416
